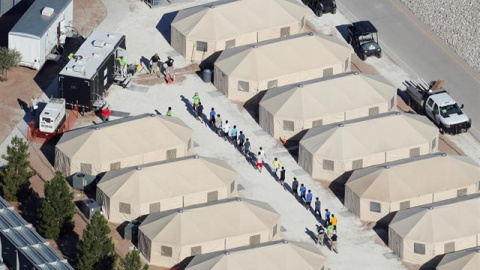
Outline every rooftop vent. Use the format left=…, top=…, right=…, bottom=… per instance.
left=427, top=206, right=433, bottom=210
left=94, top=126, right=100, bottom=131
left=107, top=34, right=115, bottom=39
left=253, top=45, right=258, bottom=48
left=384, top=165, right=390, bottom=169
left=308, top=32, right=313, bottom=36
left=338, top=123, right=344, bottom=127
left=297, top=84, right=303, bottom=88
left=92, top=53, right=103, bottom=57
left=136, top=166, right=142, bottom=170
left=441, top=152, right=447, bottom=157
left=194, top=155, right=199, bottom=159
left=41, top=7, right=54, bottom=17
left=93, top=40, right=106, bottom=48
left=224, top=251, right=230, bottom=255
left=354, top=72, right=359, bottom=75
left=395, top=112, right=401, bottom=116
left=73, top=65, right=85, bottom=73
left=209, top=5, right=215, bottom=8
left=283, top=240, right=289, bottom=244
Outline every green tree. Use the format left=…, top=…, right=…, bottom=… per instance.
left=0, top=136, right=34, bottom=201
left=119, top=250, right=149, bottom=270
left=0, top=46, right=21, bottom=81
left=77, top=212, right=116, bottom=270
left=38, top=171, right=75, bottom=239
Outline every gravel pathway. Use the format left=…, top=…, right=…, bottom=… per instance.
left=399, top=0, right=480, bottom=73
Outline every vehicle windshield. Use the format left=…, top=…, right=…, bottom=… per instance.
left=440, top=104, right=462, bottom=117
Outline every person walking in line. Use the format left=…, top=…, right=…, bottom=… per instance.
left=305, top=190, right=313, bottom=210
left=244, top=138, right=251, bottom=157
left=272, top=158, right=280, bottom=176
left=30, top=96, right=38, bottom=117
left=222, top=120, right=230, bottom=141
left=238, top=131, right=245, bottom=150
left=259, top=147, right=267, bottom=160
left=325, top=209, right=331, bottom=226
left=292, top=177, right=299, bottom=196
left=331, top=214, right=337, bottom=231
left=255, top=151, right=264, bottom=172
left=192, top=92, right=201, bottom=111
left=230, top=125, right=238, bottom=146
left=196, top=102, right=204, bottom=123
left=317, top=224, right=325, bottom=246
left=216, top=114, right=223, bottom=136
left=300, top=184, right=307, bottom=202
left=166, top=107, right=172, bottom=116
left=150, top=53, right=160, bottom=74
left=314, top=197, right=322, bottom=219
left=209, top=108, right=216, bottom=126
left=279, top=167, right=286, bottom=187
left=330, top=233, right=338, bottom=253
left=327, top=224, right=334, bottom=238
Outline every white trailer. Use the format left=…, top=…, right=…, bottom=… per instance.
left=8, top=0, right=73, bottom=70
left=40, top=98, right=66, bottom=133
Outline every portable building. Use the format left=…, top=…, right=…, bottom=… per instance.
left=171, top=0, right=307, bottom=63
left=96, top=155, right=238, bottom=223
left=55, top=114, right=193, bottom=176
left=138, top=198, right=281, bottom=267
left=59, top=30, right=126, bottom=110
left=259, top=72, right=397, bottom=140
left=214, top=32, right=351, bottom=102
left=436, top=247, right=480, bottom=270
left=388, top=194, right=480, bottom=265
left=8, top=0, right=73, bottom=70
left=344, top=153, right=480, bottom=222
left=185, top=240, right=327, bottom=270
left=298, top=112, right=439, bottom=181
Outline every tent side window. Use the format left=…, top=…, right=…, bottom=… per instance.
left=230, top=180, right=235, bottom=193
left=352, top=159, right=363, bottom=170
left=272, top=224, right=277, bottom=237
left=80, top=163, right=92, bottom=174
left=280, top=27, right=290, bottom=37
left=283, top=120, right=294, bottom=131
left=166, top=149, right=177, bottom=160
left=225, top=39, right=235, bottom=50
left=207, top=191, right=218, bottom=202
left=323, top=67, right=333, bottom=77
left=149, top=202, right=161, bottom=213
left=312, top=119, right=323, bottom=128
left=238, top=81, right=249, bottom=92
left=413, top=243, right=425, bottom=254
left=409, top=147, right=420, bottom=158
left=161, top=246, right=173, bottom=257
left=323, top=160, right=334, bottom=171
left=399, top=201, right=410, bottom=210
left=196, top=41, right=207, bottom=52
left=431, top=138, right=436, bottom=150
left=444, top=242, right=455, bottom=253
left=188, top=138, right=192, bottom=150
left=191, top=246, right=202, bottom=256
left=369, top=107, right=379, bottom=116
left=456, top=188, right=467, bottom=197
left=119, top=202, right=131, bottom=214
left=249, top=234, right=261, bottom=245
left=267, top=80, right=278, bottom=89
left=369, top=202, right=381, bottom=213
left=390, top=96, right=395, bottom=110
left=110, top=162, right=121, bottom=171
left=344, top=58, right=349, bottom=71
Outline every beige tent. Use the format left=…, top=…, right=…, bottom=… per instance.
left=298, top=112, right=439, bottom=181
left=185, top=240, right=328, bottom=270
left=388, top=194, right=480, bottom=265
left=138, top=198, right=281, bottom=267
left=259, top=72, right=397, bottom=140
left=55, top=114, right=193, bottom=176
left=345, top=153, right=480, bottom=222
left=171, top=0, right=307, bottom=63
left=437, top=247, right=480, bottom=270
left=214, top=32, right=352, bottom=102
left=96, top=155, right=238, bottom=223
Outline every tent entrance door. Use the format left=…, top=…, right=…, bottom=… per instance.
left=218, top=72, right=228, bottom=96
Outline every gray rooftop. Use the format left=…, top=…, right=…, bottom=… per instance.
left=0, top=197, right=74, bottom=270
left=59, top=30, right=125, bottom=80
left=9, top=0, right=73, bottom=38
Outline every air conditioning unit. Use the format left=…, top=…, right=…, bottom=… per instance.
left=73, top=65, right=85, bottom=73
left=93, top=40, right=106, bottom=48
left=79, top=199, right=102, bottom=219
left=41, top=7, right=54, bottom=17
left=72, top=172, right=96, bottom=190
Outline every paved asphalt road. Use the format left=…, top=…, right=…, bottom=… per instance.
left=336, top=0, right=480, bottom=138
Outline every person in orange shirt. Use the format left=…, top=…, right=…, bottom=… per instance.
left=331, top=214, right=337, bottom=231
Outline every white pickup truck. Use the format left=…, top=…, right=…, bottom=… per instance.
left=405, top=79, right=471, bottom=135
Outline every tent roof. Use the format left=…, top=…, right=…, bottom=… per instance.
left=171, top=0, right=306, bottom=41
left=56, top=114, right=193, bottom=163
left=389, top=194, right=480, bottom=242
left=185, top=240, right=327, bottom=270
left=10, top=0, right=72, bottom=38
left=260, top=72, right=395, bottom=119
left=300, top=112, right=437, bottom=160
left=437, top=247, right=480, bottom=270
left=345, top=153, right=480, bottom=202
left=97, top=155, right=236, bottom=204
left=215, top=32, right=351, bottom=80
left=139, top=198, right=279, bottom=246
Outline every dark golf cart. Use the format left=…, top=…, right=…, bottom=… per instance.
left=304, top=0, right=336, bottom=17
left=347, top=21, right=382, bottom=60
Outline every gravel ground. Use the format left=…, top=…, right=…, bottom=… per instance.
left=399, top=0, right=480, bottom=73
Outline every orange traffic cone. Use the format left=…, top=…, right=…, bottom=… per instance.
left=167, top=75, right=172, bottom=85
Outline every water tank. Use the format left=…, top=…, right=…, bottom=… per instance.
left=72, top=172, right=96, bottom=191
left=202, top=69, right=212, bottom=83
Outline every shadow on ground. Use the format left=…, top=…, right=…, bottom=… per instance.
left=156, top=11, right=178, bottom=44
left=0, top=0, right=35, bottom=47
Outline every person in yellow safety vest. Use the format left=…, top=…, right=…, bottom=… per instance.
left=116, top=56, right=127, bottom=77
left=68, top=53, right=74, bottom=60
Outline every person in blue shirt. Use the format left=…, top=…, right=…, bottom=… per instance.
left=325, top=209, right=331, bottom=226
left=305, top=190, right=313, bottom=210
left=300, top=184, right=307, bottom=202
left=209, top=108, right=216, bottom=126
left=231, top=125, right=238, bottom=146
